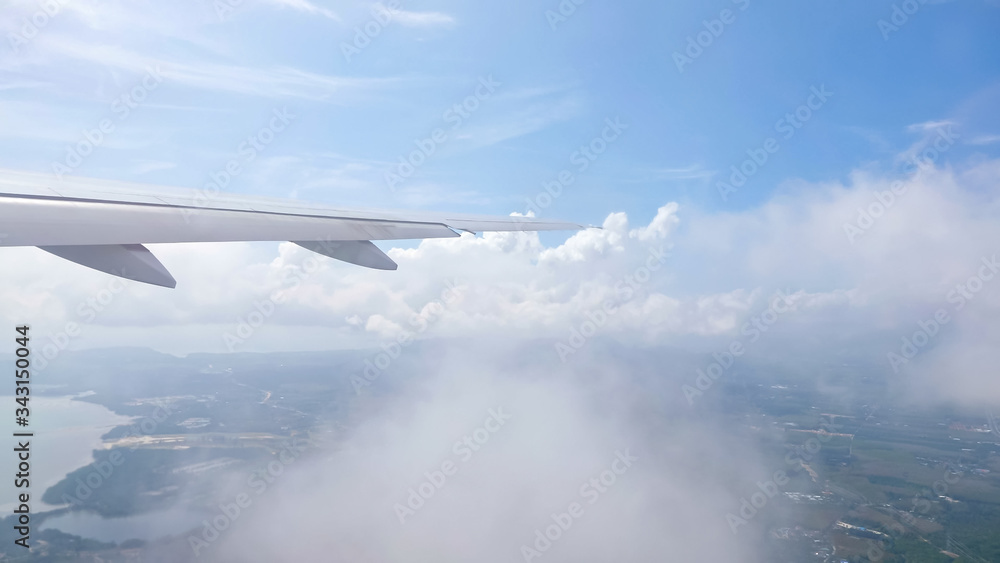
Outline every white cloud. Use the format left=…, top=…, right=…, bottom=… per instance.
left=897, top=119, right=961, bottom=166
left=21, top=37, right=400, bottom=101
left=452, top=95, right=585, bottom=151
left=3, top=157, right=1000, bottom=409
left=393, top=9, right=457, bottom=28
left=201, top=342, right=768, bottom=562
left=968, top=133, right=1000, bottom=145
left=649, top=164, right=715, bottom=181
left=259, top=0, right=341, bottom=21
left=905, top=119, right=957, bottom=133
left=0, top=0, right=400, bottom=104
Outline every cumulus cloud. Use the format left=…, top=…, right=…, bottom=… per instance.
left=3, top=157, right=1000, bottom=408
left=4, top=155, right=1000, bottom=562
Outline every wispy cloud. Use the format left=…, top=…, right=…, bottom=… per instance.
left=129, top=159, right=177, bottom=175
left=610, top=164, right=715, bottom=184
left=649, top=164, right=715, bottom=181
left=843, top=125, right=894, bottom=153
left=393, top=10, right=457, bottom=28
left=453, top=95, right=585, bottom=151
left=390, top=182, right=493, bottom=207
left=897, top=119, right=959, bottom=166
left=21, top=37, right=401, bottom=102
left=905, top=119, right=957, bottom=133
left=259, top=0, right=340, bottom=22
left=967, top=133, right=1000, bottom=145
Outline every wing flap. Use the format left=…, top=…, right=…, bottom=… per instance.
left=39, top=244, right=176, bottom=288
left=294, top=240, right=397, bottom=270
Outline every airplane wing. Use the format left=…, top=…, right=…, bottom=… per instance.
left=0, top=169, right=587, bottom=288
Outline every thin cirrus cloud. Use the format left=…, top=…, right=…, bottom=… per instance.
left=11, top=37, right=402, bottom=102
left=259, top=0, right=342, bottom=21
left=895, top=119, right=960, bottom=166
left=451, top=95, right=586, bottom=151
left=968, top=134, right=1000, bottom=145
left=393, top=9, right=458, bottom=28
left=645, top=164, right=716, bottom=182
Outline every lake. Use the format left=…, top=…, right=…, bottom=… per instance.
left=0, top=394, right=133, bottom=512
left=40, top=505, right=206, bottom=542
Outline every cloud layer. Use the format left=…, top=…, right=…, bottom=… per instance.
left=3, top=158, right=1000, bottom=408
left=202, top=341, right=769, bottom=562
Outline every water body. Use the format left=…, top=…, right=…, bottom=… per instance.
left=0, top=394, right=208, bottom=543
left=40, top=506, right=205, bottom=542
left=0, top=394, right=133, bottom=513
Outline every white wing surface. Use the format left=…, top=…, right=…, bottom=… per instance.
left=0, top=169, right=586, bottom=288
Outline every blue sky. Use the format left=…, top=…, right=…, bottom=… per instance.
left=2, top=0, right=997, bottom=228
